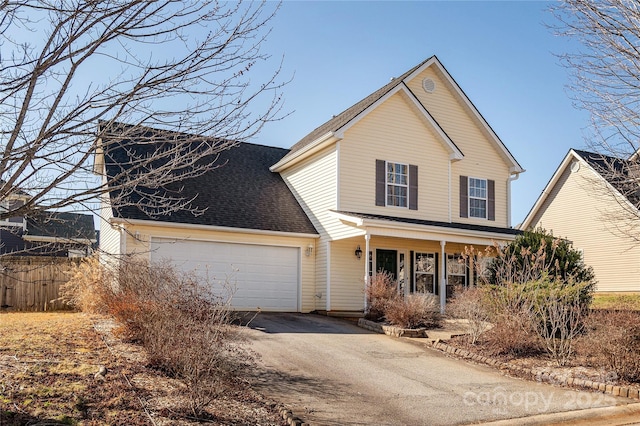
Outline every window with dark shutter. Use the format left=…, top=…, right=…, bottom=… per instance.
left=409, top=164, right=418, bottom=210
left=488, top=179, right=495, bottom=221
left=375, top=159, right=385, bottom=206
left=460, top=175, right=468, bottom=218
left=375, top=160, right=418, bottom=209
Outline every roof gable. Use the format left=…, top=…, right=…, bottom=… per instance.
left=102, top=124, right=318, bottom=235
left=521, top=149, right=640, bottom=230
left=272, top=56, right=524, bottom=173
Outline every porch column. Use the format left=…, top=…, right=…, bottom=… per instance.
left=440, top=240, right=446, bottom=314
left=363, top=233, right=371, bottom=312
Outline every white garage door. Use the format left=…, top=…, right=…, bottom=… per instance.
left=150, top=238, right=299, bottom=311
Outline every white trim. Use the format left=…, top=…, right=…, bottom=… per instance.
left=364, top=233, right=371, bottom=312
left=326, top=241, right=331, bottom=311
left=448, top=162, right=452, bottom=222
left=468, top=177, right=488, bottom=220
left=328, top=211, right=517, bottom=244
left=385, top=160, right=409, bottom=209
left=336, top=141, right=341, bottom=211
left=270, top=132, right=340, bottom=172
left=507, top=173, right=520, bottom=228
left=110, top=217, right=320, bottom=239
left=439, top=240, right=446, bottom=314
left=22, top=235, right=96, bottom=244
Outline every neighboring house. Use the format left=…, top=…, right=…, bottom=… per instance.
left=96, top=56, right=525, bottom=313
left=0, top=209, right=97, bottom=258
left=521, top=149, right=640, bottom=293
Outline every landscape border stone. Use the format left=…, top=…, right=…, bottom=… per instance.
left=356, top=317, right=640, bottom=401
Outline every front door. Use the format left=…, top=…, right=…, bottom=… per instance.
left=376, top=249, right=397, bottom=280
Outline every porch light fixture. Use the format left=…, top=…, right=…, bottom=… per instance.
left=305, top=244, right=313, bottom=257
left=355, top=245, right=363, bottom=260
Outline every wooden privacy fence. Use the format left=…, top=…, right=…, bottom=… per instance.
left=0, top=257, right=81, bottom=312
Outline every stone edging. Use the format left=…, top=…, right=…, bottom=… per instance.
left=357, top=318, right=427, bottom=337
left=357, top=318, right=640, bottom=400
left=275, top=404, right=307, bottom=426
left=430, top=340, right=640, bottom=400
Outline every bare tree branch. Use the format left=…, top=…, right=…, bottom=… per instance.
left=551, top=0, right=640, bottom=238
left=0, top=0, right=286, bottom=229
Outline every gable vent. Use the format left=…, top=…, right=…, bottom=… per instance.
left=422, top=78, right=436, bottom=93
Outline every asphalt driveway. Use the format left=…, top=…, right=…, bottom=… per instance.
left=246, top=313, right=633, bottom=426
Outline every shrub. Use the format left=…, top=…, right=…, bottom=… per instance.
left=527, top=279, right=590, bottom=366
left=365, top=271, right=399, bottom=321
left=480, top=283, right=542, bottom=356
left=59, top=255, right=109, bottom=313
left=447, top=287, right=491, bottom=344
left=384, top=293, right=441, bottom=329
left=579, top=309, right=640, bottom=382
left=485, top=228, right=596, bottom=293
left=62, top=256, right=250, bottom=418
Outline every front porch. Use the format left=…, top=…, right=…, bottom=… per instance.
left=323, top=211, right=520, bottom=313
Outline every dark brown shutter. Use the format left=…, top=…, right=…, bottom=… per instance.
left=409, top=164, right=418, bottom=210
left=375, top=160, right=386, bottom=206
left=488, top=179, right=495, bottom=221
left=459, top=176, right=468, bottom=218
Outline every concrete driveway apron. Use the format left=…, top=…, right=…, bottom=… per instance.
left=246, top=313, right=633, bottom=426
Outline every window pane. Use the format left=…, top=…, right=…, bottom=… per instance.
left=469, top=198, right=486, bottom=218
left=387, top=185, right=407, bottom=207
left=415, top=253, right=434, bottom=273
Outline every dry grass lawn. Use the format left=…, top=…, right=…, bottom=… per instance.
left=0, top=312, right=285, bottom=425
left=591, top=293, right=640, bottom=310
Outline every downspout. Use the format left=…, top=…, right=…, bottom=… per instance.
left=440, top=240, right=446, bottom=314
left=364, top=233, right=371, bottom=313
left=119, top=225, right=127, bottom=256
left=326, top=241, right=331, bottom=312
left=507, top=172, right=520, bottom=228
left=448, top=162, right=452, bottom=222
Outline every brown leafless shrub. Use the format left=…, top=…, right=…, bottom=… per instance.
left=384, top=293, right=441, bottom=329
left=365, top=271, right=399, bottom=321
left=579, top=309, right=640, bottom=382
left=65, top=256, right=250, bottom=418
left=447, top=287, right=491, bottom=344
left=529, top=280, right=589, bottom=366
left=59, top=255, right=110, bottom=313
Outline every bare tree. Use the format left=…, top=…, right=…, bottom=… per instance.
left=0, top=0, right=285, bottom=232
left=551, top=0, right=640, bottom=237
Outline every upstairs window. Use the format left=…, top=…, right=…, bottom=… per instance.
left=375, top=160, right=418, bottom=210
left=460, top=176, right=495, bottom=221
left=468, top=177, right=487, bottom=219
left=386, top=162, right=408, bottom=208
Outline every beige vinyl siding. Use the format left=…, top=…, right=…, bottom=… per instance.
left=528, top=160, right=640, bottom=292
left=329, top=239, right=366, bottom=311
left=328, top=235, right=488, bottom=311
left=406, top=67, right=511, bottom=227
left=280, top=145, right=363, bottom=310
left=339, top=92, right=450, bottom=222
left=98, top=175, right=120, bottom=259
left=281, top=146, right=361, bottom=240
left=118, top=223, right=317, bottom=312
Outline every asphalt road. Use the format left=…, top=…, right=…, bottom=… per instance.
left=246, top=313, right=633, bottom=426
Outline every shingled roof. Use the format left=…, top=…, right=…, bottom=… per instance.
left=102, top=125, right=318, bottom=235
left=24, top=211, right=96, bottom=242
left=573, top=149, right=640, bottom=207
left=278, top=57, right=434, bottom=165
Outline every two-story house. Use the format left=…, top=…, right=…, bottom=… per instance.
left=96, top=56, right=524, bottom=313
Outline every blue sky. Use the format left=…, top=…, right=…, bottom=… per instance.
left=251, top=1, right=589, bottom=226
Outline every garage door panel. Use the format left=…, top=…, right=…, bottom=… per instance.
left=150, top=238, right=299, bottom=311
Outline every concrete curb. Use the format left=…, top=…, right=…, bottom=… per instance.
left=357, top=318, right=640, bottom=402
